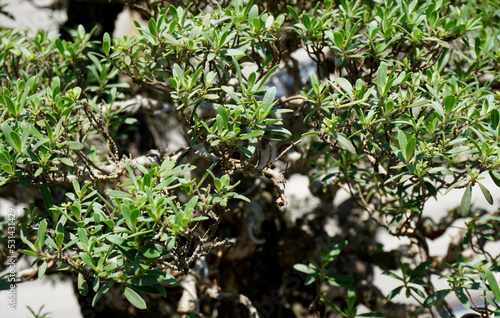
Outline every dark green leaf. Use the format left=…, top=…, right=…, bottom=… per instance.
left=55, top=38, right=64, bottom=54
left=485, top=269, right=500, bottom=302
left=92, top=281, right=115, bottom=306
left=304, top=273, right=319, bottom=285
left=357, top=312, right=385, bottom=317
left=423, top=289, right=451, bottom=307
left=491, top=109, right=500, bottom=128
left=286, top=5, right=299, bottom=23
left=129, top=275, right=163, bottom=286
left=444, top=95, right=456, bottom=113
left=455, top=288, right=470, bottom=309
left=460, top=184, right=472, bottom=217
left=409, top=260, right=432, bottom=279
left=78, top=273, right=89, bottom=296
left=386, top=286, right=403, bottom=301
left=489, top=170, right=500, bottom=188
left=148, top=18, right=157, bottom=37
left=140, top=244, right=164, bottom=258
left=478, top=182, right=493, bottom=205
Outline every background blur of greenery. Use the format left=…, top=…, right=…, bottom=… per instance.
left=0, top=0, right=500, bottom=317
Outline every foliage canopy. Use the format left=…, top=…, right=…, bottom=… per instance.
left=0, top=0, right=500, bottom=317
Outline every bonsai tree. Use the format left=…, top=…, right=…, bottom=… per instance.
left=0, top=0, right=499, bottom=317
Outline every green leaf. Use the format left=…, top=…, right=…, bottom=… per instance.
left=129, top=274, right=165, bottom=286
left=310, top=72, right=319, bottom=89
left=333, top=31, right=344, bottom=49
left=121, top=204, right=136, bottom=230
left=423, top=289, right=451, bottom=307
left=102, top=32, right=111, bottom=56
left=60, top=157, right=74, bottom=166
left=383, top=271, right=403, bottom=281
left=123, top=286, right=147, bottom=309
left=184, top=195, right=199, bottom=216
left=293, top=264, right=316, bottom=275
left=37, top=219, right=47, bottom=251
left=397, top=130, right=407, bottom=159
left=140, top=244, right=163, bottom=258
left=455, top=288, right=470, bottom=309
left=4, top=95, right=17, bottom=117
left=66, top=141, right=84, bottom=150
left=405, top=136, right=416, bottom=162
left=238, top=130, right=264, bottom=140
left=485, top=269, right=500, bottom=302
left=255, top=65, right=278, bottom=91
left=286, top=5, right=299, bottom=23
left=106, top=234, right=127, bottom=246
left=78, top=273, right=89, bottom=296
left=386, top=286, right=403, bottom=301
left=491, top=109, right=499, bottom=128
left=78, top=227, right=89, bottom=250
left=376, top=63, right=387, bottom=96
left=248, top=4, right=258, bottom=23
left=304, top=273, right=319, bottom=285
left=217, top=105, right=229, bottom=130
left=460, top=184, right=472, bottom=217
left=107, top=190, right=132, bottom=199
left=216, top=114, right=225, bottom=133
left=80, top=252, right=97, bottom=271
left=336, top=77, right=352, bottom=96
left=20, top=228, right=37, bottom=252
left=55, top=38, right=64, bottom=54
left=335, top=133, right=356, bottom=153
left=301, top=13, right=311, bottom=30
left=72, top=179, right=81, bottom=195
left=19, top=249, right=38, bottom=256
left=0, top=151, right=10, bottom=167
left=9, top=131, right=22, bottom=153
left=478, top=182, right=493, bottom=205
left=489, top=170, right=500, bottom=188
left=55, top=230, right=64, bottom=248
left=357, top=312, right=385, bottom=317
left=173, top=64, right=184, bottom=84
left=432, top=101, right=445, bottom=120
left=261, top=87, right=277, bottom=118
left=38, top=261, right=48, bottom=279
left=409, top=260, right=432, bottom=279
left=444, top=95, right=456, bottom=114
left=221, top=48, right=246, bottom=56
left=92, top=281, right=115, bottom=306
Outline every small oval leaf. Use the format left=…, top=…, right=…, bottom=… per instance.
left=123, top=286, right=147, bottom=309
